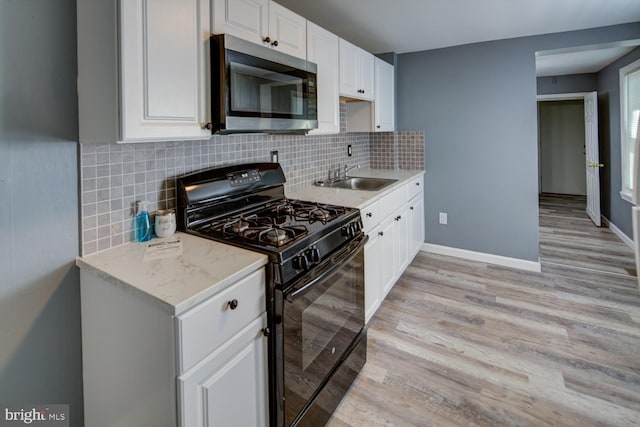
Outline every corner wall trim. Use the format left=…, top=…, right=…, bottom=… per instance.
left=601, top=216, right=634, bottom=249
left=421, top=243, right=542, bottom=272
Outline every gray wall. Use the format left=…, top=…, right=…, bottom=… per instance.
left=0, top=1, right=83, bottom=426
left=538, top=101, right=586, bottom=195
left=537, top=73, right=598, bottom=95
left=398, top=23, right=640, bottom=261
left=597, top=46, right=640, bottom=238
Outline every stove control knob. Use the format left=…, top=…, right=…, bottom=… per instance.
left=307, top=247, right=321, bottom=263
left=343, top=225, right=354, bottom=238
left=294, top=253, right=310, bottom=271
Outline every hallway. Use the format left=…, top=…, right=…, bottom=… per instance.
left=539, top=193, right=636, bottom=276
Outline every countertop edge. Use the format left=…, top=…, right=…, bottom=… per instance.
left=75, top=233, right=269, bottom=316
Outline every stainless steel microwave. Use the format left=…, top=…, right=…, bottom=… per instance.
left=209, top=34, right=318, bottom=134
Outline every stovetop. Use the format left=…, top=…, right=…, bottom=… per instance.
left=176, top=164, right=364, bottom=284
left=191, top=198, right=350, bottom=248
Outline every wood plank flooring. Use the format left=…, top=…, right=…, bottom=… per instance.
left=539, top=193, right=636, bottom=276
left=327, top=194, right=640, bottom=426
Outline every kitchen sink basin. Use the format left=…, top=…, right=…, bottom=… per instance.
left=315, top=177, right=398, bottom=191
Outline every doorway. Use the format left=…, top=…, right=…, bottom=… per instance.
left=537, top=91, right=602, bottom=227
left=538, top=99, right=586, bottom=196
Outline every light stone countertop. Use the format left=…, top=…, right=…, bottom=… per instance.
left=287, top=168, right=424, bottom=208
left=76, top=232, right=268, bottom=315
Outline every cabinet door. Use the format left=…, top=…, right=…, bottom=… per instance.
left=409, top=195, right=425, bottom=259
left=119, top=0, right=211, bottom=141
left=374, top=57, right=394, bottom=131
left=179, top=315, right=268, bottom=427
left=213, top=0, right=269, bottom=46
left=379, top=216, right=397, bottom=298
left=364, top=228, right=382, bottom=323
left=269, top=2, right=307, bottom=59
left=307, top=22, right=340, bottom=134
left=358, top=49, right=375, bottom=101
left=393, top=205, right=410, bottom=276
left=339, top=39, right=359, bottom=98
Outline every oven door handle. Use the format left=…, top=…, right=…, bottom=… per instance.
left=286, top=234, right=368, bottom=302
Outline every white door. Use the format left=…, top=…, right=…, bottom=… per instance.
left=584, top=91, right=602, bottom=226
left=364, top=227, right=382, bottom=323
left=213, top=0, right=269, bottom=45
left=339, top=39, right=359, bottom=98
left=307, top=22, right=340, bottom=134
left=268, top=2, right=307, bottom=59
left=179, top=315, right=269, bottom=427
left=358, top=49, right=375, bottom=101
left=374, top=57, right=394, bottom=131
left=119, top=0, right=211, bottom=141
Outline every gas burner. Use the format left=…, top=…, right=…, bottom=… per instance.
left=229, top=218, right=250, bottom=234
left=261, top=228, right=288, bottom=245
left=293, top=202, right=345, bottom=224
left=271, top=202, right=295, bottom=216
left=309, top=207, right=331, bottom=222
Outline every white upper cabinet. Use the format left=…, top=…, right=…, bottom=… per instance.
left=374, top=57, right=395, bottom=132
left=213, top=0, right=268, bottom=47
left=339, top=38, right=374, bottom=101
left=120, top=0, right=211, bottom=141
left=268, top=2, right=307, bottom=59
left=78, top=0, right=211, bottom=143
left=307, top=21, right=340, bottom=134
left=213, top=0, right=307, bottom=59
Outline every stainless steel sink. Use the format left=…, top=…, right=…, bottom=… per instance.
left=315, top=177, right=398, bottom=191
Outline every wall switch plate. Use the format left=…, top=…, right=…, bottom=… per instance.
left=439, top=212, right=448, bottom=225
left=271, top=150, right=278, bottom=163
left=347, top=145, right=352, bottom=156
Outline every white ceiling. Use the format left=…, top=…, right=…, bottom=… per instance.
left=536, top=42, right=640, bottom=77
left=275, top=0, right=640, bottom=75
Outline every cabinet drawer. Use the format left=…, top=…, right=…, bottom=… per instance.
left=361, top=201, right=380, bottom=233
left=379, top=185, right=406, bottom=220
left=177, top=269, right=266, bottom=374
left=407, top=175, right=424, bottom=201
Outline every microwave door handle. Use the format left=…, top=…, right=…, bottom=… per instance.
left=286, top=235, right=368, bottom=302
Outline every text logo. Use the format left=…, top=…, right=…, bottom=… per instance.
left=0, top=405, right=68, bottom=427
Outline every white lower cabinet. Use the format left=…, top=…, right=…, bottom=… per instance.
left=365, top=219, right=395, bottom=323
left=409, top=195, right=425, bottom=258
left=392, top=204, right=410, bottom=279
left=79, top=264, right=268, bottom=427
left=363, top=174, right=425, bottom=323
left=179, top=315, right=268, bottom=427
left=378, top=215, right=398, bottom=299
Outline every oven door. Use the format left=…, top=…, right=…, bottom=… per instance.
left=275, top=234, right=367, bottom=426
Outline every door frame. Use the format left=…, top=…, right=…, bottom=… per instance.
left=536, top=92, right=602, bottom=226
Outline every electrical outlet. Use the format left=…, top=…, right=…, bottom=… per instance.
left=439, top=212, right=448, bottom=225
left=347, top=145, right=352, bottom=157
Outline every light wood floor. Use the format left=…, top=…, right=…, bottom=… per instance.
left=327, top=194, right=640, bottom=426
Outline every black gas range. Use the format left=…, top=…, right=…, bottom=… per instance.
left=176, top=163, right=367, bottom=427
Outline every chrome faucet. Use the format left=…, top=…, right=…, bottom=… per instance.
left=328, top=167, right=341, bottom=183
left=343, top=164, right=360, bottom=179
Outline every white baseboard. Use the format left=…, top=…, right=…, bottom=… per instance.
left=421, top=243, right=542, bottom=272
left=601, top=216, right=634, bottom=249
